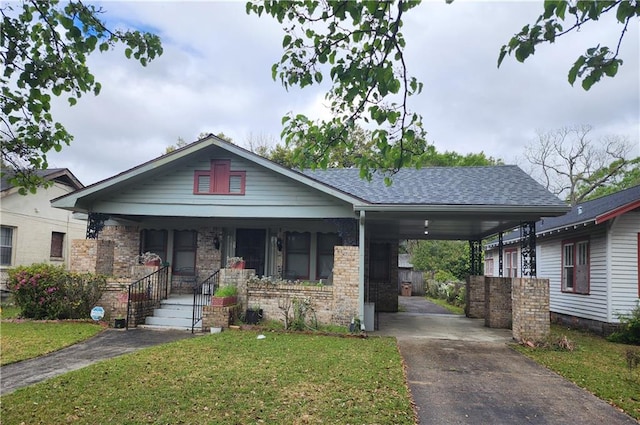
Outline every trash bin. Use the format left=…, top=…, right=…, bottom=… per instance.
left=401, top=282, right=412, bottom=297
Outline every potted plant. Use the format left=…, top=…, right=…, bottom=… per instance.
left=137, top=252, right=162, bottom=267
left=245, top=304, right=263, bottom=325
left=212, top=285, right=238, bottom=307
left=226, top=256, right=245, bottom=269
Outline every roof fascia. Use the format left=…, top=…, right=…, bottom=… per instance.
left=355, top=204, right=570, bottom=215
left=595, top=199, right=640, bottom=224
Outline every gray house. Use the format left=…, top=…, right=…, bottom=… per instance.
left=486, top=185, right=640, bottom=333
left=52, top=135, right=568, bottom=330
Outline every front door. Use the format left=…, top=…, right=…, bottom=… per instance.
left=235, top=229, right=266, bottom=276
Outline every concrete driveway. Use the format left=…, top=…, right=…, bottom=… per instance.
left=376, top=297, right=637, bottom=425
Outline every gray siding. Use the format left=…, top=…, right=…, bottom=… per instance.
left=92, top=150, right=354, bottom=218
left=609, top=211, right=640, bottom=321
left=540, top=226, right=609, bottom=322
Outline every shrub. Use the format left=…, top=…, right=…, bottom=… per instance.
left=424, top=278, right=466, bottom=308
left=213, top=285, right=238, bottom=297
left=608, top=302, right=640, bottom=345
left=7, top=264, right=106, bottom=320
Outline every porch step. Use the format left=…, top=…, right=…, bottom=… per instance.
left=143, top=295, right=209, bottom=331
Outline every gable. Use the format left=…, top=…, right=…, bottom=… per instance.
left=69, top=146, right=355, bottom=219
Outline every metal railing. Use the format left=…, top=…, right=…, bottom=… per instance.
left=192, top=270, right=220, bottom=333
left=126, top=266, right=169, bottom=329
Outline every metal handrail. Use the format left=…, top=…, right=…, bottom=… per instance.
left=126, top=266, right=169, bottom=329
left=192, top=270, right=220, bottom=333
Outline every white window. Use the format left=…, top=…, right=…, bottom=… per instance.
left=505, top=248, right=518, bottom=277
left=562, top=239, right=589, bottom=294
left=0, top=226, right=13, bottom=266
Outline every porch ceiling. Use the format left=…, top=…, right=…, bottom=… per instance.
left=363, top=206, right=564, bottom=241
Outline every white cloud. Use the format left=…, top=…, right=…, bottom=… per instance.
left=43, top=1, right=639, bottom=185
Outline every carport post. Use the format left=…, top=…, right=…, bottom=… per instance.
left=359, top=210, right=365, bottom=330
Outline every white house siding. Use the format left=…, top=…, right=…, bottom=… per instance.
left=608, top=211, right=640, bottom=321
left=94, top=149, right=355, bottom=218
left=0, top=182, right=86, bottom=287
left=540, top=226, right=609, bottom=322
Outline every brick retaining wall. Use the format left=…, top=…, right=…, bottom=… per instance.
left=465, top=275, right=485, bottom=318
left=484, top=277, right=512, bottom=329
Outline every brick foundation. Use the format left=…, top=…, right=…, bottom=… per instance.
left=512, top=278, right=550, bottom=343
left=484, top=277, right=512, bottom=329
left=550, top=312, right=620, bottom=336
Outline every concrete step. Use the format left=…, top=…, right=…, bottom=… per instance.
left=145, top=315, right=193, bottom=328
left=152, top=308, right=193, bottom=319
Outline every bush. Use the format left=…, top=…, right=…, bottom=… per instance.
left=7, top=264, right=106, bottom=320
left=424, top=278, right=465, bottom=307
left=608, top=303, right=640, bottom=345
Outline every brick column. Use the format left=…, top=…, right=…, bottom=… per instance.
left=465, top=275, right=485, bottom=318
left=512, top=278, right=550, bottom=343
left=484, top=277, right=512, bottom=328
left=332, top=246, right=359, bottom=326
left=70, top=239, right=114, bottom=275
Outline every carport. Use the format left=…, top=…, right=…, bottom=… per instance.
left=308, top=165, right=570, bottom=339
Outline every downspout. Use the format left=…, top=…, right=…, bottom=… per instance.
left=359, top=210, right=365, bottom=329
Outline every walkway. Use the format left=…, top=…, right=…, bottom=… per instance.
left=377, top=296, right=637, bottom=425
left=1, top=328, right=197, bottom=396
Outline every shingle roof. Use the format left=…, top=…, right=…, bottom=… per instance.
left=1, top=168, right=83, bottom=192
left=304, top=165, right=566, bottom=206
left=538, top=184, right=640, bottom=232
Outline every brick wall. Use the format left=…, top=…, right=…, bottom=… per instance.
left=465, top=275, right=485, bottom=318
left=97, top=280, right=133, bottom=325
left=202, top=304, right=241, bottom=331
left=247, top=284, right=334, bottom=326
left=70, top=239, right=114, bottom=275
left=512, top=278, right=550, bottom=343
left=484, top=277, right=512, bottom=329
left=550, top=312, right=619, bottom=336
left=101, top=225, right=140, bottom=278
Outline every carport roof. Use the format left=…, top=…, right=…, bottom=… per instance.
left=304, top=166, right=570, bottom=240
left=304, top=166, right=564, bottom=206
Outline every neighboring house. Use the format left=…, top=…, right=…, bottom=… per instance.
left=0, top=169, right=86, bottom=292
left=51, top=135, right=567, bottom=326
left=486, top=185, right=640, bottom=332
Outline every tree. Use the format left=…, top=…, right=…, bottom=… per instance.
left=408, top=240, right=470, bottom=281
left=1, top=0, right=162, bottom=194
left=523, top=125, right=637, bottom=205
left=498, top=0, right=639, bottom=90
left=246, top=0, right=635, bottom=182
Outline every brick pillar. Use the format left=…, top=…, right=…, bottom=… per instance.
left=465, top=275, right=485, bottom=318
left=332, top=246, right=359, bottom=326
left=219, top=268, right=255, bottom=310
left=485, top=277, right=512, bottom=329
left=70, top=239, right=114, bottom=275
left=512, top=278, right=550, bottom=343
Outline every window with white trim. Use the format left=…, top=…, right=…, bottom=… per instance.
left=284, top=232, right=310, bottom=280
left=505, top=248, right=518, bottom=277
left=1, top=226, right=14, bottom=266
left=316, top=232, right=341, bottom=280
left=562, top=239, right=589, bottom=294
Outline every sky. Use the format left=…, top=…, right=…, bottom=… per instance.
left=42, top=0, right=640, bottom=186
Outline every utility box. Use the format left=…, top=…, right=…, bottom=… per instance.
left=401, top=282, right=412, bottom=297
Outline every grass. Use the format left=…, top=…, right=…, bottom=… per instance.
left=0, top=303, right=21, bottom=320
left=1, top=320, right=105, bottom=366
left=514, top=325, right=640, bottom=420
left=425, top=296, right=465, bottom=315
left=1, top=331, right=415, bottom=424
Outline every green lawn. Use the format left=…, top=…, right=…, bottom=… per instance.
left=514, top=325, right=640, bottom=420
left=1, top=331, right=415, bottom=424
left=1, top=321, right=104, bottom=365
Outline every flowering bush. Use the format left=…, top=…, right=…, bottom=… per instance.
left=424, top=278, right=466, bottom=307
left=7, top=263, right=106, bottom=320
